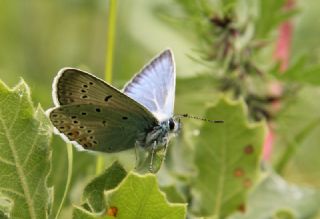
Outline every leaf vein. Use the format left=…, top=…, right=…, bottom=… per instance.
left=213, top=126, right=227, bottom=216
left=0, top=187, right=24, bottom=198
left=0, top=155, right=14, bottom=166
left=23, top=123, right=41, bottom=167
left=8, top=96, right=22, bottom=131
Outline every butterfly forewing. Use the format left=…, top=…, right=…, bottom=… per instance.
left=50, top=68, right=159, bottom=152
left=53, top=68, right=148, bottom=111
left=123, top=49, right=176, bottom=122
left=54, top=68, right=107, bottom=105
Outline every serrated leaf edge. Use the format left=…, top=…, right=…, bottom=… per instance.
left=103, top=172, right=187, bottom=215
left=211, top=95, right=267, bottom=129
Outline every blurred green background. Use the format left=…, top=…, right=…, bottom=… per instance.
left=1, top=0, right=320, bottom=218
left=0, top=0, right=209, bottom=108
left=1, top=0, right=319, bottom=106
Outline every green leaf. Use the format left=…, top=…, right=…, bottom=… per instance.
left=74, top=172, right=186, bottom=219
left=190, top=97, right=265, bottom=218
left=160, top=185, right=186, bottom=204
left=229, top=173, right=320, bottom=219
left=283, top=65, right=320, bottom=86
left=105, top=173, right=186, bottom=219
left=274, top=86, right=320, bottom=186
left=254, top=0, right=294, bottom=38
left=272, top=57, right=320, bottom=86
left=0, top=80, right=52, bottom=219
left=82, top=161, right=127, bottom=213
left=175, top=75, right=219, bottom=117
left=73, top=206, right=98, bottom=219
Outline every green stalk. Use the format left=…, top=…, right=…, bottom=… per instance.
left=275, top=119, right=320, bottom=173
left=96, top=0, right=118, bottom=175
left=105, top=0, right=117, bottom=83
left=54, top=143, right=73, bottom=219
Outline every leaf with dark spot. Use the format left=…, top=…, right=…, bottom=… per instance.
left=191, top=97, right=265, bottom=218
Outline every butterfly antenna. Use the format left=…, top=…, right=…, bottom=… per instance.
left=177, top=114, right=224, bottom=123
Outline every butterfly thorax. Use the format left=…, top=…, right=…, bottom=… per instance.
left=137, top=118, right=180, bottom=151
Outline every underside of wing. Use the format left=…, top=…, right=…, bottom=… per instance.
left=48, top=103, right=157, bottom=153
left=53, top=68, right=114, bottom=106
left=53, top=67, right=157, bottom=120
left=123, top=49, right=176, bottom=122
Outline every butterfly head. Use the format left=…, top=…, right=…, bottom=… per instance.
left=167, top=117, right=181, bottom=134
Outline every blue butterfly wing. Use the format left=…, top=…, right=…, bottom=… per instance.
left=123, top=49, right=176, bottom=122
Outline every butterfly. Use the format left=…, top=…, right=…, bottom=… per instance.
left=47, top=49, right=180, bottom=172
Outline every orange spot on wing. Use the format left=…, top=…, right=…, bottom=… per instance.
left=67, top=130, right=80, bottom=140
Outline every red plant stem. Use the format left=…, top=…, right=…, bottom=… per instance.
left=274, top=0, right=295, bottom=72
left=263, top=0, right=295, bottom=160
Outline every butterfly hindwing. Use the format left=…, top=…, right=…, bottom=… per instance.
left=123, top=49, right=176, bottom=122
left=49, top=103, right=157, bottom=152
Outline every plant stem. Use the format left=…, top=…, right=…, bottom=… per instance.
left=275, top=119, right=319, bottom=173
left=96, top=0, right=118, bottom=175
left=105, top=0, right=117, bottom=83
left=54, top=143, right=73, bottom=219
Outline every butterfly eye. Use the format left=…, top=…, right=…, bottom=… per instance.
left=169, top=119, right=175, bottom=131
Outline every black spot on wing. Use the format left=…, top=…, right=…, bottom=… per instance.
left=105, top=95, right=112, bottom=102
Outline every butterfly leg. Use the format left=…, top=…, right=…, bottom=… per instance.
left=162, top=142, right=169, bottom=161
left=149, top=141, right=157, bottom=173
left=134, top=143, right=138, bottom=168
left=134, top=143, right=147, bottom=170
